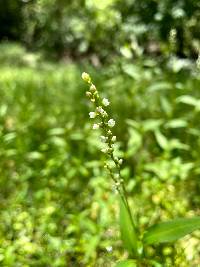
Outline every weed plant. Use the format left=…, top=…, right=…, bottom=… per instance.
left=82, top=72, right=200, bottom=267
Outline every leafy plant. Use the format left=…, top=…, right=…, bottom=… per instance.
left=82, top=72, right=200, bottom=266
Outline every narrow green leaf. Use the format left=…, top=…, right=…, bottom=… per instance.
left=176, top=95, right=198, bottom=106
left=127, top=128, right=142, bottom=156
left=143, top=217, right=200, bottom=245
left=119, top=197, right=138, bottom=257
left=115, top=259, right=137, bottom=267
left=142, top=119, right=163, bottom=132
left=147, top=81, right=172, bottom=92
left=155, top=130, right=168, bottom=150
left=165, top=119, right=188, bottom=129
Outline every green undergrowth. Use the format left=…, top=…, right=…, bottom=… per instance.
left=0, top=54, right=200, bottom=266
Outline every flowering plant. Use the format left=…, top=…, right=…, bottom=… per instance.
left=82, top=72, right=200, bottom=266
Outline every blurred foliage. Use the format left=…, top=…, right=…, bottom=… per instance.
left=0, top=0, right=200, bottom=60
left=0, top=43, right=200, bottom=266
left=1, top=0, right=200, bottom=265
left=0, top=0, right=24, bottom=40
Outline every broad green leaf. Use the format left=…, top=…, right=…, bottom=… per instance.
left=119, top=197, right=138, bottom=257
left=143, top=217, right=200, bottom=245
left=122, top=64, right=140, bottom=80
left=115, top=259, right=137, bottom=267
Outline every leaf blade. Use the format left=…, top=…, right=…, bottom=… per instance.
left=143, top=217, right=200, bottom=245
left=119, top=197, right=138, bottom=257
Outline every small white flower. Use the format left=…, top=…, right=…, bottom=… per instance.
left=111, top=136, right=116, bottom=142
left=100, top=136, right=107, bottom=142
left=93, top=123, right=99, bottom=130
left=108, top=119, right=115, bottom=128
left=106, top=246, right=113, bottom=252
left=96, top=106, right=104, bottom=114
left=102, top=98, right=110, bottom=107
left=101, top=148, right=108, bottom=153
left=89, top=112, right=96, bottom=118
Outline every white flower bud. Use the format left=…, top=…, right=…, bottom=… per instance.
left=89, top=112, right=96, bottom=118
left=104, top=163, right=109, bottom=168
left=103, top=111, right=108, bottom=117
left=86, top=91, right=92, bottom=97
left=111, top=136, right=116, bottom=142
left=82, top=72, right=91, bottom=83
left=108, top=119, right=115, bottom=128
left=90, top=84, right=96, bottom=92
left=106, top=246, right=113, bottom=252
left=96, top=106, right=104, bottom=114
left=118, top=159, right=123, bottom=165
left=93, top=123, right=99, bottom=130
left=115, top=174, right=120, bottom=179
left=102, top=98, right=110, bottom=106
left=108, top=147, right=114, bottom=153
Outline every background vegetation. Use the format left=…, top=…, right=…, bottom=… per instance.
left=0, top=1, right=200, bottom=266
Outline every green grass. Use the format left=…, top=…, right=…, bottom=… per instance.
left=0, top=46, right=200, bottom=266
